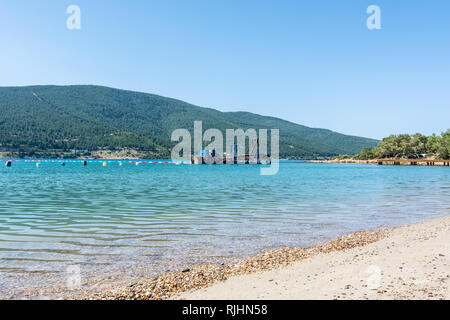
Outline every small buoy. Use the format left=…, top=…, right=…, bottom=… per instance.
left=103, top=161, right=107, bottom=167
left=5, top=161, right=12, bottom=167
left=119, top=162, right=123, bottom=166
left=36, top=163, right=41, bottom=167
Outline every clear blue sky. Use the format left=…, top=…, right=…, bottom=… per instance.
left=1, top=0, right=449, bottom=139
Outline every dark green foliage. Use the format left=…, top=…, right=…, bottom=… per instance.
left=358, top=147, right=375, bottom=160
left=439, top=130, right=450, bottom=159
left=354, top=130, right=450, bottom=160
left=332, top=154, right=351, bottom=160
left=0, top=85, right=378, bottom=158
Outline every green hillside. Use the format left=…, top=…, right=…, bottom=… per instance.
left=0, top=85, right=378, bottom=159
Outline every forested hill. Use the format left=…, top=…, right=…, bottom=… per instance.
left=0, top=85, right=378, bottom=158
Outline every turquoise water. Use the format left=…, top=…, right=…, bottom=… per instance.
left=0, top=159, right=449, bottom=297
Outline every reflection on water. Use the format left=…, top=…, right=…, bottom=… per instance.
left=0, top=160, right=449, bottom=297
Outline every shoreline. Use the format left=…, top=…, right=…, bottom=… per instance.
left=85, top=225, right=386, bottom=300
left=177, top=215, right=450, bottom=300
left=86, top=215, right=449, bottom=300
left=308, top=158, right=450, bottom=166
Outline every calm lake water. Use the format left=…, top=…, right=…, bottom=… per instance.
left=0, top=159, right=449, bottom=298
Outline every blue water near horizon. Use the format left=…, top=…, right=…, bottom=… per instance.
left=0, top=159, right=449, bottom=297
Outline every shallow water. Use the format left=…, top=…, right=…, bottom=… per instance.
left=0, top=160, right=449, bottom=298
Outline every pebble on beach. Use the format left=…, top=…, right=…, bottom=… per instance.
left=88, top=230, right=387, bottom=300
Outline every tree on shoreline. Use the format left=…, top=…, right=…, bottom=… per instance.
left=439, top=130, right=450, bottom=159
left=350, top=130, right=450, bottom=160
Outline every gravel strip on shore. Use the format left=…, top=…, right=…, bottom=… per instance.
left=88, top=229, right=388, bottom=300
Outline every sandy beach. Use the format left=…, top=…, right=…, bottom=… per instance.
left=92, top=215, right=449, bottom=300
left=176, top=215, right=450, bottom=300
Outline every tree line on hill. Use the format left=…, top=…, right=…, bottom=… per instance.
left=334, top=130, right=450, bottom=160
left=0, top=85, right=378, bottom=159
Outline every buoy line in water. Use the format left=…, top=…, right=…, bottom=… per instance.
left=3, top=159, right=188, bottom=167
